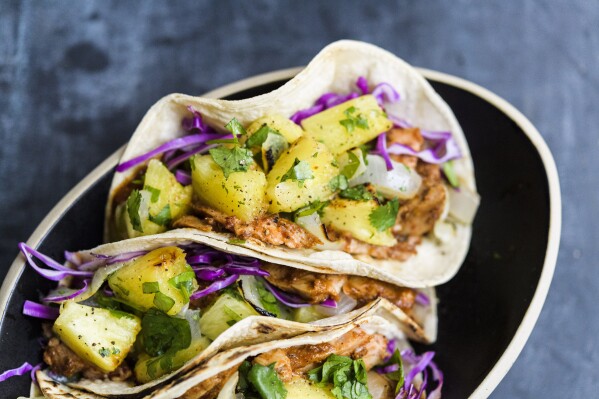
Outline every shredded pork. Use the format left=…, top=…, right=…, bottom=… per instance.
left=43, top=337, right=131, bottom=381
left=253, top=328, right=388, bottom=382
left=190, top=204, right=321, bottom=249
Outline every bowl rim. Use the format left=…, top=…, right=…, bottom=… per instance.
left=0, top=67, right=561, bottom=399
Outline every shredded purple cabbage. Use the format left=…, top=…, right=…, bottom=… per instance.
left=175, top=169, right=192, bottom=186
left=262, top=279, right=311, bottom=308
left=116, top=106, right=226, bottom=173
left=190, top=274, right=239, bottom=300
left=0, top=362, right=34, bottom=382
left=19, top=243, right=93, bottom=281
left=22, top=300, right=59, bottom=320
left=43, top=280, right=90, bottom=302
left=395, top=349, right=443, bottom=399
left=192, top=266, right=226, bottom=281
left=319, top=297, right=337, bottom=308
left=415, top=292, right=431, bottom=306
left=373, top=133, right=394, bottom=171
left=30, top=363, right=42, bottom=383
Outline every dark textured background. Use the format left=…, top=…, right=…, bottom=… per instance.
left=0, top=0, right=594, bottom=397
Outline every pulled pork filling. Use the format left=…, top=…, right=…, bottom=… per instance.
left=261, top=263, right=416, bottom=313
left=171, top=126, right=446, bottom=260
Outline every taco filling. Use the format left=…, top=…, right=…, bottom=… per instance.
left=189, top=328, right=442, bottom=399
left=110, top=77, right=478, bottom=262
left=12, top=241, right=430, bottom=389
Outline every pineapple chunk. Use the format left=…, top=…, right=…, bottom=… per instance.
left=285, top=378, right=336, bottom=399
left=108, top=247, right=198, bottom=316
left=53, top=302, right=141, bottom=372
left=301, top=95, right=392, bottom=154
left=134, top=336, right=211, bottom=383
left=191, top=155, right=267, bottom=222
left=321, top=199, right=397, bottom=247
left=246, top=114, right=304, bottom=144
left=266, top=137, right=339, bottom=213
left=199, top=290, right=259, bottom=340
left=118, top=160, right=192, bottom=239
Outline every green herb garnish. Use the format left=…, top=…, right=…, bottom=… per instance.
left=281, top=158, right=313, bottom=186
left=153, top=292, right=175, bottom=313
left=339, top=107, right=369, bottom=134
left=329, top=175, right=349, bottom=191
left=369, top=199, right=400, bottom=232
left=126, top=190, right=143, bottom=232
left=339, top=185, right=373, bottom=201
left=145, top=186, right=161, bottom=203
left=141, top=309, right=191, bottom=357
left=308, top=354, right=372, bottom=399
left=246, top=125, right=282, bottom=148
left=293, top=200, right=329, bottom=220
left=244, top=362, right=288, bottom=399
left=149, top=204, right=171, bottom=226
left=340, top=151, right=361, bottom=179
left=142, top=281, right=160, bottom=294
left=209, top=146, right=254, bottom=178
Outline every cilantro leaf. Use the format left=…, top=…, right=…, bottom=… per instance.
left=168, top=271, right=197, bottom=302
left=308, top=354, right=372, bottom=399
left=340, top=119, right=355, bottom=133
left=329, top=175, right=349, bottom=191
left=281, top=158, right=313, bottom=186
left=225, top=117, right=247, bottom=140
left=369, top=199, right=400, bottom=232
left=255, top=278, right=282, bottom=317
left=379, top=349, right=405, bottom=393
left=142, top=281, right=160, bottom=294
left=153, top=291, right=175, bottom=313
left=141, top=309, right=191, bottom=357
left=341, top=151, right=361, bottom=179
left=294, top=200, right=329, bottom=220
left=246, top=125, right=282, bottom=148
left=149, top=204, right=171, bottom=226
left=209, top=146, right=254, bottom=178
left=339, top=185, right=373, bottom=201
left=126, top=190, right=143, bottom=232
left=145, top=186, right=161, bottom=203
left=340, top=107, right=369, bottom=134
left=247, top=363, right=287, bottom=399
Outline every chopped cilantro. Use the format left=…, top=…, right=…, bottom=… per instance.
left=246, top=362, right=287, bottom=399
left=225, top=117, right=247, bottom=140
left=153, top=291, right=175, bottom=313
left=329, top=175, right=349, bottom=191
left=228, top=238, right=247, bottom=245
left=308, top=354, right=371, bottom=399
left=339, top=107, right=369, bottom=134
left=145, top=186, right=161, bottom=203
left=378, top=349, right=405, bottom=393
left=281, top=158, right=313, bottom=186
left=369, top=199, right=400, bottom=232
left=294, top=200, right=329, bottom=220
left=126, top=190, right=143, bottom=232
left=256, top=278, right=282, bottom=317
left=141, top=309, right=191, bottom=357
left=149, top=204, right=171, bottom=226
left=98, top=347, right=111, bottom=358
left=358, top=144, right=372, bottom=165
left=246, top=125, right=282, bottom=148
left=339, top=185, right=373, bottom=201
left=341, top=151, right=361, bottom=179
left=209, top=146, right=254, bottom=178
left=168, top=271, right=196, bottom=302
left=142, top=281, right=160, bottom=294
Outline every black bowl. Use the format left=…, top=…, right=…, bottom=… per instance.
left=0, top=69, right=560, bottom=398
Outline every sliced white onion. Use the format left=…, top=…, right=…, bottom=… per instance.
left=182, top=308, right=202, bottom=340
left=433, top=221, right=455, bottom=243
left=351, top=155, right=422, bottom=199
left=239, top=275, right=265, bottom=311
left=448, top=186, right=480, bottom=224
left=313, top=292, right=357, bottom=317
left=295, top=213, right=344, bottom=251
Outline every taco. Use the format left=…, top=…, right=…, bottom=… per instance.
left=105, top=40, right=479, bottom=289
left=36, top=303, right=442, bottom=399
left=12, top=231, right=435, bottom=397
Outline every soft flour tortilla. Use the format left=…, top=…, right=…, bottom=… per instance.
left=71, top=232, right=438, bottom=344
left=106, top=39, right=476, bottom=288
left=37, top=301, right=415, bottom=399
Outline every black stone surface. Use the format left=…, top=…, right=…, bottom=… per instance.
left=0, top=1, right=592, bottom=397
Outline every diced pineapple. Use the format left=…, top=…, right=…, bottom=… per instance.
left=191, top=155, right=268, bottom=222
left=134, top=336, right=211, bottom=383
left=199, top=290, right=258, bottom=340
left=266, top=137, right=339, bottom=213
left=292, top=306, right=324, bottom=323
left=321, top=199, right=397, bottom=247
left=246, top=114, right=304, bottom=144
left=301, top=95, right=392, bottom=154
left=118, top=160, right=192, bottom=239
left=53, top=302, right=141, bottom=372
left=285, top=378, right=336, bottom=399
left=107, top=247, right=198, bottom=316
